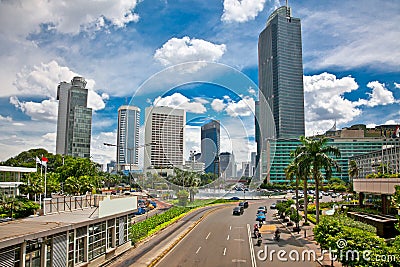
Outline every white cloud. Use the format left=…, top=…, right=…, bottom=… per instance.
left=354, top=81, right=396, bottom=107
left=301, top=1, right=400, bottom=70
left=211, top=95, right=255, bottom=117
left=248, top=87, right=256, bottom=96
left=395, top=82, right=400, bottom=89
left=303, top=72, right=362, bottom=136
left=90, top=131, right=118, bottom=169
left=153, top=93, right=207, bottom=114
left=154, top=37, right=226, bottom=66
left=0, top=115, right=12, bottom=122
left=384, top=120, right=400, bottom=125
left=0, top=0, right=140, bottom=37
left=10, top=96, right=58, bottom=122
left=225, top=96, right=255, bottom=117
left=221, top=0, right=266, bottom=23
left=184, top=126, right=201, bottom=160
left=211, top=99, right=226, bottom=112
left=0, top=119, right=57, bottom=161
left=11, top=61, right=107, bottom=120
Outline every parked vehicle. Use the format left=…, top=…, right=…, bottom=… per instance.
left=270, top=203, right=277, bottom=209
left=134, top=207, right=147, bottom=215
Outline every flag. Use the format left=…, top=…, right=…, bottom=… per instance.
left=41, top=156, right=48, bottom=167
left=35, top=156, right=41, bottom=164
left=396, top=126, right=400, bottom=138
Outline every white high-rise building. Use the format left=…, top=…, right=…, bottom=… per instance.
left=56, top=77, right=92, bottom=158
left=117, top=105, right=140, bottom=171
left=144, top=106, right=185, bottom=170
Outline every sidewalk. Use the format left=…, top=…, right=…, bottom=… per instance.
left=276, top=214, right=342, bottom=267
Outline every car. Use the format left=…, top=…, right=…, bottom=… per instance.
left=233, top=206, right=243, bottom=215
left=256, top=213, right=266, bottom=221
left=270, top=203, right=277, bottom=209
left=257, top=206, right=267, bottom=214
left=149, top=200, right=157, bottom=208
left=230, top=196, right=240, bottom=200
left=134, top=207, right=147, bottom=215
left=239, top=201, right=249, bottom=209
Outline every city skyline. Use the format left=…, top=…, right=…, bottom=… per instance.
left=0, top=0, right=399, bottom=167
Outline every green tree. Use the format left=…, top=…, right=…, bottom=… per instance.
left=168, top=168, right=200, bottom=202
left=19, top=172, right=44, bottom=199
left=294, top=136, right=341, bottom=224
left=348, top=160, right=360, bottom=181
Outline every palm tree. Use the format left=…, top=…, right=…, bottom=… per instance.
left=348, top=160, right=360, bottom=181
left=287, top=152, right=311, bottom=225
left=285, top=161, right=300, bottom=229
left=294, top=136, right=341, bottom=224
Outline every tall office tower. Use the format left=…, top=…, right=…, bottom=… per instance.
left=56, top=77, right=92, bottom=158
left=144, top=106, right=185, bottom=169
left=258, top=3, right=305, bottom=139
left=201, top=120, right=220, bottom=176
left=219, top=152, right=236, bottom=179
left=117, top=105, right=140, bottom=171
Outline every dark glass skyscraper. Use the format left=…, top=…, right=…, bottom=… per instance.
left=56, top=77, right=92, bottom=158
left=258, top=4, right=305, bottom=139
left=201, top=120, right=220, bottom=176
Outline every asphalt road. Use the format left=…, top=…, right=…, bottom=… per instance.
left=156, top=199, right=319, bottom=267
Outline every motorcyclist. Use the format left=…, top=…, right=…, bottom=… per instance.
left=254, top=228, right=259, bottom=238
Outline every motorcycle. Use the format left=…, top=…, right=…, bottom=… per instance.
left=254, top=229, right=259, bottom=238
left=257, top=235, right=262, bottom=246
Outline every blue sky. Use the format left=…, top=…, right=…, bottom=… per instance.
left=0, top=0, right=399, bottom=167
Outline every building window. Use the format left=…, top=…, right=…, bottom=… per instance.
left=88, top=222, right=106, bottom=260
left=116, top=216, right=128, bottom=246
left=25, top=241, right=41, bottom=267
left=75, top=227, right=87, bottom=265
left=67, top=231, right=74, bottom=267
left=107, top=219, right=115, bottom=250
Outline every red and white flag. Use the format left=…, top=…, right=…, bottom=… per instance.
left=41, top=156, right=48, bottom=167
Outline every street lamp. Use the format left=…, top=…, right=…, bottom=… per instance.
left=104, top=142, right=153, bottom=186
left=190, top=150, right=196, bottom=172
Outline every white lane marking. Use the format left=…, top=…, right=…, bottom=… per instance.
left=234, top=239, right=245, bottom=242
left=229, top=226, right=232, bottom=230
left=196, top=246, right=201, bottom=254
left=247, top=224, right=257, bottom=267
left=232, top=259, right=247, bottom=263
left=205, top=232, right=211, bottom=240
left=223, top=247, right=227, bottom=256
left=227, top=235, right=230, bottom=240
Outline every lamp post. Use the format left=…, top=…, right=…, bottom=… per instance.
left=190, top=150, right=196, bottom=172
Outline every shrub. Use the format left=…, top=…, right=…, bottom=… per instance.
left=129, top=206, right=190, bottom=244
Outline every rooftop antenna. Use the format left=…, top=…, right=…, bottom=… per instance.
left=286, top=0, right=288, bottom=7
